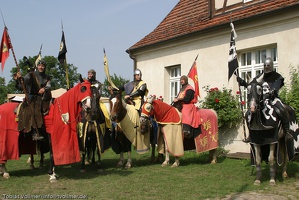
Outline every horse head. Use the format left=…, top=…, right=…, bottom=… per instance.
left=109, top=90, right=126, bottom=123
left=247, top=81, right=263, bottom=113
left=139, top=95, right=155, bottom=134
left=82, top=85, right=101, bottom=121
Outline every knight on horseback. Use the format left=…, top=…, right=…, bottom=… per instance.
left=173, top=75, right=202, bottom=139
left=237, top=57, right=293, bottom=142
left=123, top=69, right=148, bottom=114
left=14, top=58, right=52, bottom=141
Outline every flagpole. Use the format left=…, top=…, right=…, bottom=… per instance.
left=234, top=70, right=247, bottom=140
left=187, top=54, right=198, bottom=75
left=59, top=21, right=69, bottom=90
left=64, top=57, right=70, bottom=90
left=229, top=21, right=247, bottom=140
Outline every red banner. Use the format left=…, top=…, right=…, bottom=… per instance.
left=0, top=27, right=12, bottom=72
left=188, top=61, right=200, bottom=97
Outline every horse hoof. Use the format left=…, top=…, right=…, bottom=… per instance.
left=97, top=168, right=104, bottom=173
left=30, top=165, right=35, bottom=170
left=210, top=159, right=217, bottom=164
left=149, top=156, right=155, bottom=163
left=171, top=162, right=180, bottom=168
left=80, top=169, right=86, bottom=173
left=282, top=172, right=288, bottom=179
left=124, top=163, right=132, bottom=169
left=39, top=165, right=45, bottom=169
left=269, top=180, right=276, bottom=186
left=116, top=161, right=124, bottom=168
left=49, top=174, right=57, bottom=183
left=3, top=172, right=10, bottom=179
left=161, top=161, right=169, bottom=167
left=254, top=180, right=261, bottom=186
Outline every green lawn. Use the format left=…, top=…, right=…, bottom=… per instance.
left=1, top=149, right=299, bottom=200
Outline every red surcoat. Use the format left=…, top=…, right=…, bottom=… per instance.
left=178, top=84, right=201, bottom=128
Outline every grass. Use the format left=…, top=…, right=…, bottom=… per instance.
left=1, top=149, right=299, bottom=200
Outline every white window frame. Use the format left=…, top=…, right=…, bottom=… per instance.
left=238, top=47, right=278, bottom=109
left=169, top=66, right=181, bottom=104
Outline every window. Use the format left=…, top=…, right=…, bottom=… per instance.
left=238, top=47, right=278, bottom=109
left=169, top=66, right=181, bottom=103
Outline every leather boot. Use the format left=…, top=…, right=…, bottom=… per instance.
left=275, top=102, right=293, bottom=141
left=242, top=136, right=251, bottom=143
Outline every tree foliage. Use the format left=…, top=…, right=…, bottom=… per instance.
left=0, top=77, right=8, bottom=104
left=102, top=73, right=130, bottom=97
left=280, top=65, right=299, bottom=119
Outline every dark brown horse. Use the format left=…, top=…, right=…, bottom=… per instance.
left=77, top=84, right=110, bottom=172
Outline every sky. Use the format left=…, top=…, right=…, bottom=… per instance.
left=0, top=0, right=179, bottom=84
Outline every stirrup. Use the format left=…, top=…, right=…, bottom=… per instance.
left=32, top=134, right=44, bottom=141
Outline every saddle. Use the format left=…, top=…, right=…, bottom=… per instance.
left=17, top=96, right=44, bottom=132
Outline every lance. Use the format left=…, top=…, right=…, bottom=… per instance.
left=35, top=43, right=43, bottom=67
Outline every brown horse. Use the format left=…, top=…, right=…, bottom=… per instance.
left=77, top=84, right=110, bottom=172
left=0, top=79, right=92, bottom=182
left=109, top=89, right=150, bottom=168
left=245, top=81, right=298, bottom=185
left=139, top=95, right=218, bottom=167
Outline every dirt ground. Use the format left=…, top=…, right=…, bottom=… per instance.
left=219, top=179, right=299, bottom=200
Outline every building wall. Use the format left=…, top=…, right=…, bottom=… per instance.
left=132, top=10, right=299, bottom=153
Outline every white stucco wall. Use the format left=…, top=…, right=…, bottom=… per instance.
left=131, top=10, right=299, bottom=153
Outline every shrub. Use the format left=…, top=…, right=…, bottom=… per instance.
left=200, top=85, right=243, bottom=130
left=280, top=65, right=299, bottom=120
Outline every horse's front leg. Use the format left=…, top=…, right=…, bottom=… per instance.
left=161, top=145, right=170, bottom=167
left=48, top=135, right=57, bottom=183
left=269, top=144, right=276, bottom=185
left=209, top=149, right=217, bottom=164
left=171, top=157, right=180, bottom=168
left=116, top=152, right=124, bottom=168
left=29, top=154, right=35, bottom=169
left=80, top=152, right=86, bottom=173
left=96, top=148, right=103, bottom=172
left=0, top=163, right=10, bottom=179
left=39, top=153, right=45, bottom=169
left=254, top=145, right=262, bottom=185
left=124, top=151, right=132, bottom=169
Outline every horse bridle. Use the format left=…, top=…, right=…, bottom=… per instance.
left=247, top=82, right=263, bottom=112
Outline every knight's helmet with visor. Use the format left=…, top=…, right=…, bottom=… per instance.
left=263, top=57, right=274, bottom=74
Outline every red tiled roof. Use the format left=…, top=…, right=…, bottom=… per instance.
left=127, top=0, right=299, bottom=52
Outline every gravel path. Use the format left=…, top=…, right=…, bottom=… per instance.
left=220, top=180, right=299, bottom=200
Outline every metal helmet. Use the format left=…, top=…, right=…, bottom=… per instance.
left=88, top=69, right=96, bottom=77
left=134, top=69, right=142, bottom=78
left=263, top=57, right=274, bottom=73
left=37, top=59, right=46, bottom=67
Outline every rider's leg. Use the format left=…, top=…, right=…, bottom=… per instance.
left=274, top=102, right=293, bottom=140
